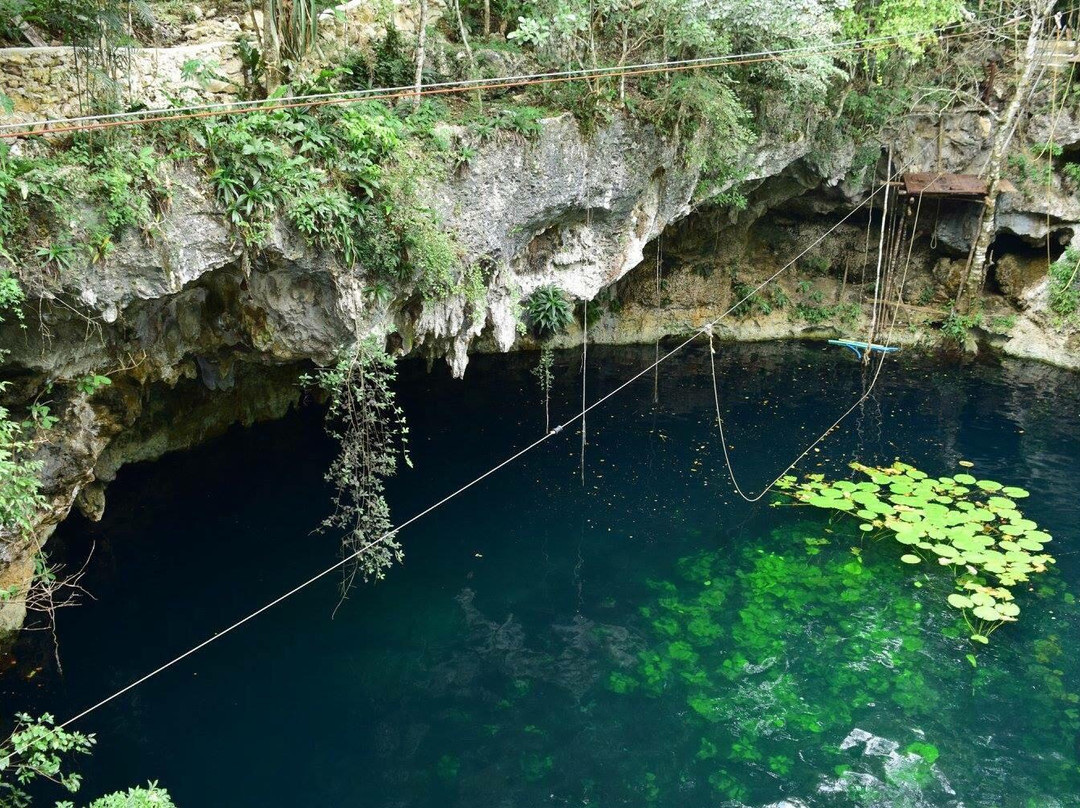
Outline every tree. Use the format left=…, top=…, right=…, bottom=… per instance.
left=256, top=0, right=320, bottom=92
left=0, top=713, right=175, bottom=808
left=414, top=0, right=429, bottom=104
left=958, top=0, right=1058, bottom=310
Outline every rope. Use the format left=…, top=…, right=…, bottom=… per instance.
left=53, top=136, right=939, bottom=735
left=709, top=168, right=939, bottom=503
left=653, top=236, right=662, bottom=404
left=580, top=300, right=588, bottom=486
left=867, top=147, right=892, bottom=349
left=0, top=21, right=1024, bottom=141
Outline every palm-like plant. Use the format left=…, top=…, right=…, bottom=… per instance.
left=525, top=285, right=573, bottom=338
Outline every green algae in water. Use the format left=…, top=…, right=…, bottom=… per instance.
left=776, top=461, right=1056, bottom=643
left=599, top=519, right=1080, bottom=805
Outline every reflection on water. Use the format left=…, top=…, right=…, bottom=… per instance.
left=2, top=342, right=1079, bottom=807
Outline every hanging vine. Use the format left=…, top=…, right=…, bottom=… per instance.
left=303, top=337, right=411, bottom=607
left=532, top=345, right=555, bottom=433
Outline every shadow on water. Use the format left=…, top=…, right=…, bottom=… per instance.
left=2, top=341, right=1079, bottom=807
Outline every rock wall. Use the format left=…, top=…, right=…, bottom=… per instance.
left=0, top=0, right=442, bottom=124
left=0, top=42, right=244, bottom=123
left=2, top=98, right=1080, bottom=634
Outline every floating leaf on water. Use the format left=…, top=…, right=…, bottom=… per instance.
left=958, top=460, right=975, bottom=468
left=777, top=461, right=1055, bottom=646
left=972, top=605, right=1003, bottom=621
left=1001, top=486, right=1030, bottom=498
left=970, top=634, right=989, bottom=644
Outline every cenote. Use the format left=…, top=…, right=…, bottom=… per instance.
left=4, top=342, right=1080, bottom=807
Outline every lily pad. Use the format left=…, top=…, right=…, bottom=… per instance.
left=900, top=554, right=921, bottom=564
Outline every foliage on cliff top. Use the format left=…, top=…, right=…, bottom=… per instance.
left=0, top=96, right=471, bottom=303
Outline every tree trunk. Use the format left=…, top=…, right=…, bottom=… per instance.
left=484, top=0, right=490, bottom=38
left=13, top=15, right=47, bottom=47
left=958, top=0, right=1055, bottom=310
left=452, top=0, right=475, bottom=71
left=263, top=0, right=283, bottom=92
left=413, top=0, right=428, bottom=106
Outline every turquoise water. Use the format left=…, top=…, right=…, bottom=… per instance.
left=4, top=342, right=1080, bottom=807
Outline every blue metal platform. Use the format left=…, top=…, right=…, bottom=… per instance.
left=828, top=339, right=899, bottom=361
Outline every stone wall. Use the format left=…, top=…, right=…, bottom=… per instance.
left=0, top=42, right=244, bottom=123
left=0, top=0, right=445, bottom=125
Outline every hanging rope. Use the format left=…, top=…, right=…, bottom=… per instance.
left=580, top=300, right=588, bottom=486
left=867, top=147, right=893, bottom=351
left=653, top=235, right=662, bottom=404
left=709, top=176, right=933, bottom=504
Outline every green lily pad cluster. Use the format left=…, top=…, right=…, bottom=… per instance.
left=776, top=461, right=1055, bottom=643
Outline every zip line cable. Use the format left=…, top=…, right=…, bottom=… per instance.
left=53, top=137, right=937, bottom=734
left=0, top=14, right=1034, bottom=140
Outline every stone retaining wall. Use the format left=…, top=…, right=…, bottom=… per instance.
left=0, top=0, right=445, bottom=125
left=0, top=41, right=243, bottom=123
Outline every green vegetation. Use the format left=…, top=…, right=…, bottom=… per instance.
left=0, top=98, right=473, bottom=304
left=793, top=285, right=860, bottom=326
left=731, top=279, right=788, bottom=317
left=532, top=345, right=555, bottom=432
left=303, top=338, right=411, bottom=597
left=940, top=306, right=982, bottom=346
left=598, top=491, right=1079, bottom=803
left=1062, top=162, right=1080, bottom=188
left=0, top=274, right=43, bottom=549
left=1048, top=247, right=1079, bottom=320
left=0, top=712, right=174, bottom=808
left=777, top=461, right=1054, bottom=644
left=524, top=285, right=573, bottom=338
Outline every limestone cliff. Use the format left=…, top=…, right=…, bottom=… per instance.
left=1, top=99, right=1079, bottom=632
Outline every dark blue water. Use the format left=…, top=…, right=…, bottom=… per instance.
left=4, top=342, right=1080, bottom=807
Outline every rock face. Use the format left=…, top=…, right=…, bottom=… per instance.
left=2, top=101, right=1079, bottom=634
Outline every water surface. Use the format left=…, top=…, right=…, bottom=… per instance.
left=5, top=342, right=1080, bottom=807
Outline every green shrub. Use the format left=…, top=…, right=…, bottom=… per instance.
left=940, top=307, right=982, bottom=346
left=342, top=25, right=414, bottom=90
left=525, top=285, right=573, bottom=337
left=1048, top=247, right=1080, bottom=320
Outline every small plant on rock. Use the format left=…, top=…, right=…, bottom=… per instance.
left=525, top=285, right=573, bottom=338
